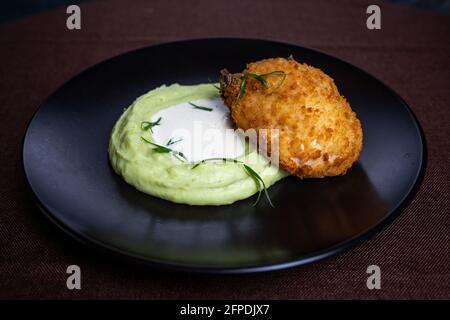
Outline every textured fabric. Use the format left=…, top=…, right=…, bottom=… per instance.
left=0, top=0, right=449, bottom=299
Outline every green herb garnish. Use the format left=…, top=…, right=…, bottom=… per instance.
left=243, top=164, right=274, bottom=208
left=241, top=73, right=269, bottom=88
left=141, top=117, right=161, bottom=133
left=141, top=136, right=187, bottom=162
left=192, top=158, right=243, bottom=169
left=166, top=137, right=182, bottom=146
left=141, top=137, right=171, bottom=153
left=192, top=158, right=274, bottom=207
left=237, top=70, right=286, bottom=98
left=207, top=78, right=221, bottom=91
left=262, top=71, right=287, bottom=95
left=237, top=78, right=247, bottom=99
left=189, top=102, right=213, bottom=112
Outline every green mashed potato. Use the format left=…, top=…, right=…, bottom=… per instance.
left=108, top=83, right=288, bottom=205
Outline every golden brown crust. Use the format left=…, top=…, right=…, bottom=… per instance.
left=220, top=57, right=363, bottom=178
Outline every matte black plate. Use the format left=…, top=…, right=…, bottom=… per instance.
left=23, top=38, right=426, bottom=273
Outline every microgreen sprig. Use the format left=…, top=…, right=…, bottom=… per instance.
left=141, top=117, right=161, bottom=133
left=263, top=71, right=287, bottom=95
left=192, top=158, right=274, bottom=207
left=191, top=158, right=243, bottom=169
left=207, top=78, right=221, bottom=91
left=166, top=137, right=182, bottom=146
left=189, top=102, right=213, bottom=112
left=141, top=136, right=187, bottom=162
left=243, top=164, right=274, bottom=208
left=240, top=73, right=269, bottom=89
left=237, top=78, right=247, bottom=99
left=237, top=70, right=286, bottom=99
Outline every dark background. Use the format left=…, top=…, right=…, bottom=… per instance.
left=0, top=0, right=449, bottom=299
left=0, top=0, right=449, bottom=23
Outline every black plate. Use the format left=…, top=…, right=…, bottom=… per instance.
left=23, top=38, right=426, bottom=273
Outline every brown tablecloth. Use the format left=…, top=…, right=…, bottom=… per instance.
left=0, top=0, right=449, bottom=299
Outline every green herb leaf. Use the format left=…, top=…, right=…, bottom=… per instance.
left=166, top=137, right=182, bottom=146
left=241, top=73, right=269, bottom=88
left=189, top=102, right=213, bottom=112
left=207, top=78, right=221, bottom=91
left=141, top=137, right=187, bottom=162
left=141, top=137, right=171, bottom=152
left=141, top=117, right=161, bottom=133
left=192, top=158, right=243, bottom=169
left=261, top=70, right=286, bottom=77
left=237, top=70, right=287, bottom=98
left=261, top=70, right=287, bottom=95
left=173, top=152, right=188, bottom=162
left=237, top=78, right=247, bottom=99
left=243, top=164, right=274, bottom=207
left=190, top=158, right=274, bottom=207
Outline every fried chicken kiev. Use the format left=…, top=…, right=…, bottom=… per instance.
left=220, top=57, right=362, bottom=178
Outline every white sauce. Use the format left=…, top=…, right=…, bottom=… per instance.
left=150, top=97, right=245, bottom=162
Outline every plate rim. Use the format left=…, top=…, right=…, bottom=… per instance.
left=22, top=37, right=428, bottom=274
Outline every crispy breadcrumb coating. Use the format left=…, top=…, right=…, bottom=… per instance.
left=220, top=57, right=362, bottom=178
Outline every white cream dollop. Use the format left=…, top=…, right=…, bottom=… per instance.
left=150, top=97, right=245, bottom=162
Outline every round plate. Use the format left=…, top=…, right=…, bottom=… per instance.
left=23, top=38, right=426, bottom=273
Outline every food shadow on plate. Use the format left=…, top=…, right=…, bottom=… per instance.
left=110, top=162, right=386, bottom=258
